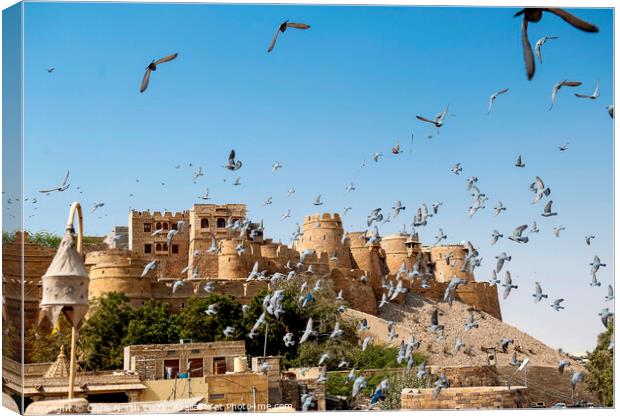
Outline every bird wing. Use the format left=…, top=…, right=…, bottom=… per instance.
left=497, top=88, right=509, bottom=95
left=154, top=53, right=178, bottom=65
left=550, top=82, right=561, bottom=108
left=416, top=115, right=436, bottom=124
left=287, top=23, right=311, bottom=29
left=593, top=80, right=600, bottom=97
left=561, top=81, right=582, bottom=87
left=140, top=68, right=152, bottom=93
left=521, top=18, right=535, bottom=80
left=514, top=224, right=528, bottom=236
left=61, top=170, right=70, bottom=187
left=38, top=187, right=58, bottom=193
left=535, top=38, right=543, bottom=63
left=436, top=106, right=449, bottom=122
left=535, top=282, right=542, bottom=294
left=543, top=200, right=552, bottom=213
left=544, top=8, right=599, bottom=32
left=229, top=149, right=236, bottom=163
left=267, top=28, right=280, bottom=53
left=574, top=93, right=593, bottom=98
left=536, top=176, right=545, bottom=192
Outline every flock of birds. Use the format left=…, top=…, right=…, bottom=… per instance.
left=5, top=6, right=613, bottom=410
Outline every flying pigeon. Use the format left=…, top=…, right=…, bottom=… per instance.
left=39, top=171, right=70, bottom=193
left=416, top=106, right=449, bottom=128
left=575, top=80, right=600, bottom=99
left=487, top=88, right=509, bottom=114
left=535, top=35, right=559, bottom=64
left=550, top=298, right=565, bottom=311
left=515, top=154, right=525, bottom=168
left=223, top=150, right=243, bottom=171
left=267, top=20, right=311, bottom=53
left=502, top=271, right=518, bottom=299
left=140, top=53, right=178, bottom=93
left=532, top=282, right=548, bottom=303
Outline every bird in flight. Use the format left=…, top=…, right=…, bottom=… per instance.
left=223, top=150, right=243, bottom=171
left=574, top=80, right=600, bottom=99
left=267, top=20, right=311, bottom=53
left=39, top=171, right=70, bottom=193
left=140, top=53, right=178, bottom=93
left=416, top=106, right=449, bottom=128
left=550, top=80, right=582, bottom=111
left=47, top=67, right=55, bottom=73
left=514, top=8, right=598, bottom=80
left=487, top=88, right=509, bottom=114
left=534, top=36, right=559, bottom=64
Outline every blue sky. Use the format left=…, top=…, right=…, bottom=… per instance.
left=6, top=2, right=615, bottom=352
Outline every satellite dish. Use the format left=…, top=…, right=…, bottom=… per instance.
left=518, top=358, right=530, bottom=371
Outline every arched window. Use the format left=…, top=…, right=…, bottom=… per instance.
left=163, top=223, right=169, bottom=230
left=156, top=223, right=162, bottom=230
left=163, top=243, right=168, bottom=251
left=156, top=243, right=162, bottom=251
left=217, top=218, right=226, bottom=228
left=201, top=218, right=209, bottom=228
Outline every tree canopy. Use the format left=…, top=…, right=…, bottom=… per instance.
left=585, top=318, right=613, bottom=407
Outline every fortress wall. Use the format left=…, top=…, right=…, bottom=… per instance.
left=428, top=365, right=500, bottom=387
left=407, top=279, right=502, bottom=320
left=401, top=386, right=529, bottom=410
left=329, top=268, right=377, bottom=315
left=429, top=245, right=475, bottom=283
left=456, top=282, right=502, bottom=321
left=86, top=250, right=151, bottom=307
left=149, top=279, right=268, bottom=312
left=296, top=213, right=351, bottom=269
left=2, top=232, right=56, bottom=362
left=496, top=366, right=599, bottom=407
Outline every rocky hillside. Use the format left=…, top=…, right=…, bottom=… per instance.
left=343, top=292, right=584, bottom=370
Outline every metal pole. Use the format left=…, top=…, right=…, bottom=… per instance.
left=68, top=326, right=77, bottom=399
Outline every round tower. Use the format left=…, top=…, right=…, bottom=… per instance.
left=429, top=245, right=474, bottom=283
left=296, top=213, right=351, bottom=269
left=86, top=249, right=150, bottom=307
left=348, top=231, right=384, bottom=299
left=218, top=239, right=254, bottom=280
left=380, top=233, right=415, bottom=275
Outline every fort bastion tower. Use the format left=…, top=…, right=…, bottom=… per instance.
left=295, top=213, right=351, bottom=270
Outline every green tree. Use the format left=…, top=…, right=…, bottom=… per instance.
left=25, top=314, right=72, bottom=363
left=78, top=292, right=135, bottom=370
left=241, top=276, right=350, bottom=363
left=123, top=299, right=181, bottom=346
left=177, top=294, right=243, bottom=342
left=585, top=318, right=613, bottom=407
